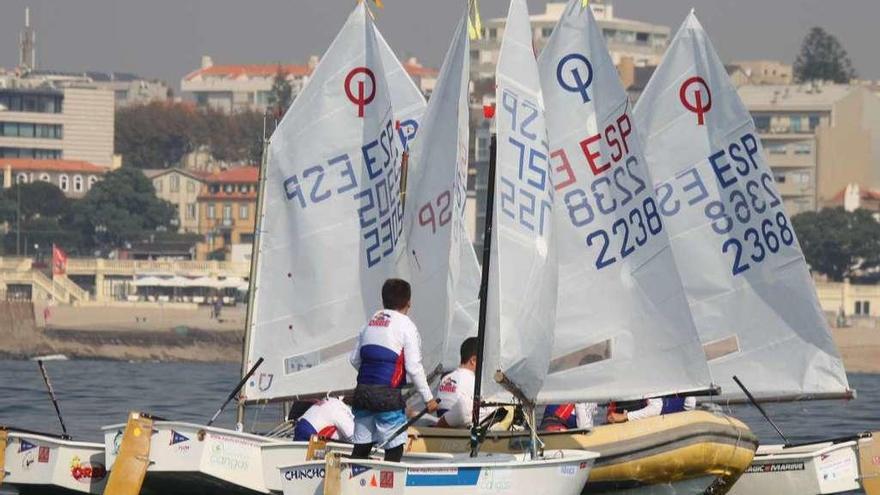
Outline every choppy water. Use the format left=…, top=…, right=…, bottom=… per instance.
left=0, top=360, right=877, bottom=492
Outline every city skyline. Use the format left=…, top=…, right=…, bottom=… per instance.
left=0, top=0, right=877, bottom=91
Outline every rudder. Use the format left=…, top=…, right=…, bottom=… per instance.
left=103, top=412, right=153, bottom=495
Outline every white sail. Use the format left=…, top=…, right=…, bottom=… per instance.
left=484, top=0, right=558, bottom=403
left=243, top=3, right=406, bottom=401
left=374, top=27, right=426, bottom=153
left=634, top=12, right=850, bottom=401
left=404, top=8, right=481, bottom=374
left=536, top=1, right=713, bottom=403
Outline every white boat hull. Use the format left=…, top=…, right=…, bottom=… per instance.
left=727, top=440, right=861, bottom=495
left=279, top=450, right=598, bottom=495
left=102, top=421, right=285, bottom=495
left=2, top=432, right=106, bottom=495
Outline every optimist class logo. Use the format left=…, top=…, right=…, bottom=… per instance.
left=344, top=67, right=376, bottom=118
left=556, top=53, right=594, bottom=103
left=679, top=76, right=712, bottom=125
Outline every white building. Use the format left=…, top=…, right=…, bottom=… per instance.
left=182, top=55, right=438, bottom=113
left=471, top=1, right=670, bottom=79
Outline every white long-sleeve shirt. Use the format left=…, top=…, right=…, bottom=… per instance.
left=349, top=309, right=433, bottom=403
left=434, top=367, right=494, bottom=427
left=295, top=397, right=354, bottom=441
left=625, top=398, right=663, bottom=421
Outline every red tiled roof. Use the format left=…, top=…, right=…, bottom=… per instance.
left=830, top=185, right=880, bottom=203
left=0, top=158, right=107, bottom=174
left=403, top=63, right=438, bottom=78
left=184, top=64, right=311, bottom=81
left=205, top=166, right=259, bottom=184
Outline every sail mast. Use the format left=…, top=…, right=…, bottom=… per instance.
left=237, top=111, right=272, bottom=425
left=470, top=134, right=496, bottom=458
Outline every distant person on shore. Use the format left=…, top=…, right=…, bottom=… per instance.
left=349, top=278, right=438, bottom=462
left=213, top=297, right=222, bottom=320
left=292, top=397, right=354, bottom=442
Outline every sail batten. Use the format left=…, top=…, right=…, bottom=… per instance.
left=535, top=0, right=713, bottom=404
left=634, top=12, right=850, bottom=402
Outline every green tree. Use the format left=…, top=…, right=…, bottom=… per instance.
left=267, top=65, right=293, bottom=118
left=72, top=167, right=176, bottom=248
left=794, top=27, right=857, bottom=83
left=792, top=207, right=880, bottom=281
left=115, top=102, right=201, bottom=169
left=0, top=181, right=69, bottom=221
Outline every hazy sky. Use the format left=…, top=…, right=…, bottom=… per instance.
left=1, top=0, right=877, bottom=91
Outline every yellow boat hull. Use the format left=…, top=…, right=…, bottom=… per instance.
left=407, top=411, right=757, bottom=494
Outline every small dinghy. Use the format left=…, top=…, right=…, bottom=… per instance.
left=279, top=450, right=597, bottom=495
left=1, top=429, right=107, bottom=495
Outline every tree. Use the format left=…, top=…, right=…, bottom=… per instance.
left=0, top=181, right=69, bottom=221
left=794, top=27, right=857, bottom=83
left=267, top=65, right=293, bottom=118
left=72, top=167, right=176, bottom=248
left=115, top=102, right=201, bottom=169
left=792, top=208, right=880, bottom=281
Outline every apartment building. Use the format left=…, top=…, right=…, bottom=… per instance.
left=144, top=168, right=209, bottom=234
left=196, top=166, right=259, bottom=260
left=471, top=1, right=670, bottom=79
left=0, top=81, right=115, bottom=167
left=182, top=55, right=438, bottom=113
left=739, top=83, right=880, bottom=215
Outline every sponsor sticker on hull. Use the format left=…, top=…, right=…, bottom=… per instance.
left=70, top=456, right=107, bottom=483
left=745, top=462, right=805, bottom=474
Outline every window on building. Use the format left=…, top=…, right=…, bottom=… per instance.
left=541, top=27, right=553, bottom=38
left=794, top=143, right=812, bottom=155
left=73, top=175, right=83, bottom=192
left=223, top=204, right=232, bottom=220
left=187, top=180, right=195, bottom=193
left=774, top=172, right=786, bottom=183
left=88, top=176, right=98, bottom=189
left=239, top=204, right=248, bottom=220
left=865, top=301, right=871, bottom=315
left=225, top=184, right=234, bottom=193
left=16, top=173, right=28, bottom=184
left=0, top=147, right=60, bottom=159
left=0, top=92, right=62, bottom=113
left=59, top=174, right=69, bottom=191
left=808, top=115, right=821, bottom=131
left=753, top=115, right=770, bottom=132
left=767, top=143, right=787, bottom=155
left=489, top=28, right=497, bottom=39
left=186, top=203, right=197, bottom=220
left=154, top=179, right=163, bottom=192
left=855, top=301, right=863, bottom=315
left=790, top=115, right=803, bottom=133
left=39, top=173, right=50, bottom=182
left=170, top=175, right=180, bottom=192
left=636, top=32, right=649, bottom=44
left=207, top=204, right=216, bottom=219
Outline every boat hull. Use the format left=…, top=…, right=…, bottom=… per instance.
left=728, top=435, right=874, bottom=495
left=102, top=421, right=284, bottom=495
left=407, top=410, right=757, bottom=494
left=279, top=450, right=597, bottom=495
left=1, top=431, right=106, bottom=495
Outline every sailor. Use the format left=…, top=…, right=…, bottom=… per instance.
left=349, top=278, right=438, bottom=462
left=434, top=337, right=482, bottom=428
left=607, top=396, right=696, bottom=423
left=540, top=403, right=598, bottom=431
left=292, top=397, right=354, bottom=442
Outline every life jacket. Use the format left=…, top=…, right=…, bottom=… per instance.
left=541, top=404, right=578, bottom=431
left=660, top=397, right=687, bottom=414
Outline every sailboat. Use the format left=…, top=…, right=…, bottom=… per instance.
left=410, top=2, right=757, bottom=493
left=276, top=2, right=598, bottom=493
left=633, top=10, right=878, bottom=495
left=98, top=4, right=446, bottom=495
left=1, top=364, right=108, bottom=495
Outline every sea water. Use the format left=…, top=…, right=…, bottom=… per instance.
left=1, top=360, right=877, bottom=493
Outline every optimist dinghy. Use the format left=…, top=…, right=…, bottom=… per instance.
left=98, top=3, right=442, bottom=495
left=1, top=428, right=107, bottom=495
left=279, top=450, right=597, bottom=495
left=634, top=10, right=874, bottom=495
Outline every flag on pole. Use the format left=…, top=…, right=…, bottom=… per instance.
left=52, top=244, right=68, bottom=276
